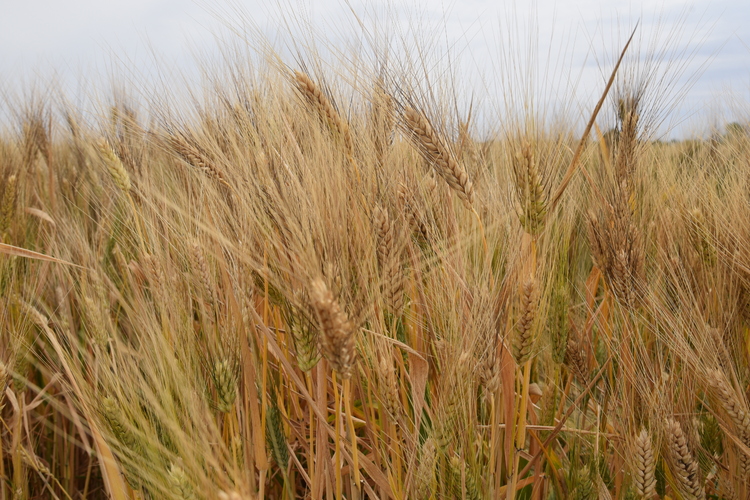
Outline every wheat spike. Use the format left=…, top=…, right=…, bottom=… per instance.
left=549, top=281, right=570, bottom=365
left=513, top=278, right=539, bottom=365
left=0, top=174, right=17, bottom=238
left=665, top=418, right=705, bottom=500
left=373, top=206, right=406, bottom=318
left=167, top=133, right=230, bottom=187
left=83, top=295, right=109, bottom=348
left=98, top=138, right=131, bottom=192
left=213, top=359, right=238, bottom=413
left=168, top=463, right=196, bottom=500
left=376, top=351, right=400, bottom=418
left=0, top=360, right=7, bottom=388
left=565, top=338, right=588, bottom=384
left=707, top=370, right=750, bottom=433
left=398, top=183, right=431, bottom=243
left=632, top=428, right=656, bottom=499
left=101, top=395, right=142, bottom=488
left=294, top=71, right=354, bottom=158
left=572, top=464, right=596, bottom=500
left=512, top=142, right=547, bottom=235
left=413, top=438, right=437, bottom=499
left=448, top=455, right=481, bottom=500
left=403, top=107, right=474, bottom=205
left=191, top=241, right=215, bottom=306
left=309, top=277, right=357, bottom=378
left=586, top=195, right=644, bottom=308
left=266, top=402, right=289, bottom=469
left=479, top=329, right=501, bottom=399
left=707, top=369, right=750, bottom=475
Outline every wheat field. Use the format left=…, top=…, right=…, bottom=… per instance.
left=0, top=11, right=749, bottom=500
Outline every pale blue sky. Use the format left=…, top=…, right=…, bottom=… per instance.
left=1, top=0, right=748, bottom=137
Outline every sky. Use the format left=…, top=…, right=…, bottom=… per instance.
left=1, top=0, right=749, bottom=138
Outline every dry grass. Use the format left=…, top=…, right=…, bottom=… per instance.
left=0, top=10, right=749, bottom=500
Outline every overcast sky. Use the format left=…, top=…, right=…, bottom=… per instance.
left=1, top=0, right=749, bottom=137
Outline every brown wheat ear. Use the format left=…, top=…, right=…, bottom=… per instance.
left=633, top=427, right=656, bottom=499
left=403, top=107, right=474, bottom=205
left=373, top=205, right=406, bottom=318
left=309, top=277, right=357, bottom=378
left=167, top=133, right=230, bottom=188
left=665, top=418, right=705, bottom=500
left=707, top=369, right=750, bottom=475
left=513, top=278, right=539, bottom=365
left=293, top=71, right=354, bottom=159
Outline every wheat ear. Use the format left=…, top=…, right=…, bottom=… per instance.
left=665, top=418, right=705, bottom=500
left=0, top=175, right=17, bottom=238
left=373, top=206, right=406, bottom=318
left=167, top=134, right=230, bottom=188
left=707, top=369, right=750, bottom=475
left=293, top=71, right=356, bottom=164
left=633, top=428, right=656, bottom=499
left=309, top=278, right=357, bottom=378
left=403, top=107, right=474, bottom=205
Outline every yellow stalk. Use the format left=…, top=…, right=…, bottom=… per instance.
left=306, top=371, right=316, bottom=494
left=333, top=371, right=342, bottom=500
left=489, top=394, right=497, bottom=496
left=343, top=378, right=360, bottom=492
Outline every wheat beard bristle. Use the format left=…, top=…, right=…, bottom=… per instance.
left=403, top=107, right=474, bottom=205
